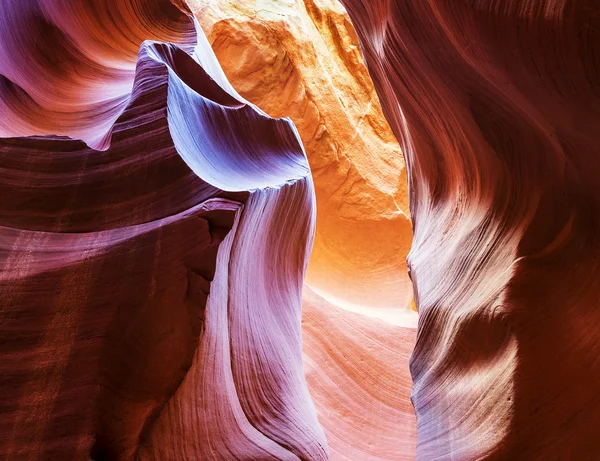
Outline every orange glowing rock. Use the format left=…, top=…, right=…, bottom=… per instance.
left=192, top=0, right=414, bottom=317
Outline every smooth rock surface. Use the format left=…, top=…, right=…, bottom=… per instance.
left=302, top=286, right=417, bottom=461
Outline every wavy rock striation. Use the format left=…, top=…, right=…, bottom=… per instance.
left=0, top=4, right=327, bottom=460
left=0, top=0, right=196, bottom=149
left=340, top=0, right=600, bottom=459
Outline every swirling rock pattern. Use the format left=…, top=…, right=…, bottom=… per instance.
left=340, top=0, right=600, bottom=459
left=0, top=4, right=328, bottom=460
left=0, top=0, right=196, bottom=149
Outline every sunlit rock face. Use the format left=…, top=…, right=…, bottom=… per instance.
left=0, top=3, right=328, bottom=459
left=189, top=2, right=417, bottom=459
left=192, top=0, right=414, bottom=316
left=340, top=0, right=600, bottom=459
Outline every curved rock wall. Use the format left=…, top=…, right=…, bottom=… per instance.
left=340, top=0, right=600, bottom=459
left=0, top=0, right=195, bottom=149
left=0, top=4, right=328, bottom=459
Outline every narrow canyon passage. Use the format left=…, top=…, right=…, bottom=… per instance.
left=7, top=0, right=597, bottom=460
left=0, top=0, right=418, bottom=459
left=191, top=1, right=419, bottom=458
left=0, top=0, right=600, bottom=461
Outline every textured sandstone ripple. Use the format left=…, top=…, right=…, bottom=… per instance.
left=340, top=0, right=600, bottom=459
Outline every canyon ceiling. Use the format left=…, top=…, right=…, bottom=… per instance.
left=0, top=0, right=598, bottom=460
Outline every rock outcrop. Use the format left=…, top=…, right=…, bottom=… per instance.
left=193, top=0, right=414, bottom=315
left=340, top=0, right=600, bottom=459
left=0, top=3, right=327, bottom=459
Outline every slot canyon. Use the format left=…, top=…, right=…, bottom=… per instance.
left=0, top=0, right=598, bottom=460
